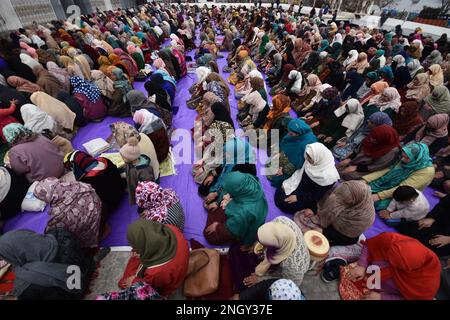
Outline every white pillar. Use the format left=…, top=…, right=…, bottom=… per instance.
left=105, top=0, right=113, bottom=10
left=0, top=0, right=22, bottom=30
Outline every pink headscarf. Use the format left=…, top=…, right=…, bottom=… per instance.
left=20, top=42, right=38, bottom=59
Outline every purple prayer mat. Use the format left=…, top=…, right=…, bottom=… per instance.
left=2, top=33, right=440, bottom=248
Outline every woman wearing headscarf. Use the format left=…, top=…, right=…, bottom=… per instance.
left=109, top=122, right=160, bottom=180
left=263, top=94, right=291, bottom=132
left=240, top=90, right=269, bottom=130
left=407, top=59, right=425, bottom=79
left=363, top=142, right=435, bottom=210
left=3, top=123, right=64, bottom=183
left=127, top=45, right=145, bottom=71
left=203, top=171, right=268, bottom=246
left=393, top=101, right=424, bottom=139
left=107, top=68, right=133, bottom=118
left=112, top=48, right=139, bottom=80
left=275, top=142, right=339, bottom=214
left=20, top=103, right=69, bottom=142
left=341, top=71, right=365, bottom=101
left=133, top=109, right=169, bottom=162
left=241, top=216, right=309, bottom=290
left=233, top=68, right=261, bottom=100
left=144, top=74, right=172, bottom=112
left=379, top=65, right=394, bottom=84
left=342, top=50, right=358, bottom=70
left=46, top=62, right=71, bottom=92
left=135, top=181, right=185, bottom=232
left=292, top=74, right=323, bottom=114
left=64, top=150, right=125, bottom=215
left=266, top=118, right=317, bottom=188
left=59, top=56, right=85, bottom=79
left=346, top=232, right=440, bottom=300
left=333, top=112, right=393, bottom=160
left=98, top=55, right=116, bottom=78
left=423, top=86, right=450, bottom=116
left=365, top=87, right=402, bottom=119
left=338, top=125, right=401, bottom=181
left=6, top=76, right=41, bottom=96
left=118, top=220, right=189, bottom=297
left=0, top=229, right=95, bottom=300
left=428, top=64, right=444, bottom=88
left=391, top=55, right=412, bottom=90
left=0, top=166, right=29, bottom=225
left=34, top=177, right=102, bottom=248
left=4, top=55, right=37, bottom=83
left=405, top=73, right=431, bottom=103
left=411, top=114, right=449, bottom=156
left=32, top=65, right=65, bottom=98
left=346, top=52, right=369, bottom=74
left=69, top=76, right=106, bottom=121
left=127, top=90, right=172, bottom=128
left=90, top=70, right=115, bottom=101
left=424, top=50, right=443, bottom=68
left=295, top=181, right=375, bottom=246
left=270, top=64, right=295, bottom=96
left=204, top=72, right=231, bottom=111
left=316, top=96, right=363, bottom=148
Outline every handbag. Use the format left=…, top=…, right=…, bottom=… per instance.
left=183, top=249, right=220, bottom=298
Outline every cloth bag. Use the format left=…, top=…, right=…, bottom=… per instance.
left=183, top=248, right=220, bottom=297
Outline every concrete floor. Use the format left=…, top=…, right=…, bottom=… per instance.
left=86, top=251, right=341, bottom=300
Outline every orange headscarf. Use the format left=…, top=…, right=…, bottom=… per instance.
left=263, top=94, right=291, bottom=130
left=360, top=81, right=389, bottom=105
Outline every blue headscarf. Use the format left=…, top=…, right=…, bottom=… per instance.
left=282, top=119, right=317, bottom=168
left=153, top=70, right=176, bottom=87
left=379, top=66, right=394, bottom=80
left=210, top=137, right=255, bottom=194
left=70, top=76, right=101, bottom=103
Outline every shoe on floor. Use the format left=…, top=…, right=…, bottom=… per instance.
left=320, top=257, right=348, bottom=283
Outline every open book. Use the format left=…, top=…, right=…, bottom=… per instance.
left=82, top=138, right=111, bottom=157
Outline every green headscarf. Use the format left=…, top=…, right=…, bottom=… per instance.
left=329, top=42, right=342, bottom=60
left=424, top=85, right=450, bottom=114
left=318, top=40, right=329, bottom=53
left=259, top=35, right=270, bottom=55
left=222, top=172, right=268, bottom=245
left=127, top=219, right=178, bottom=277
left=2, top=123, right=36, bottom=146
left=369, top=142, right=433, bottom=209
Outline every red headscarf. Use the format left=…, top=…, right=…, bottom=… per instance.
left=361, top=125, right=400, bottom=159
left=281, top=64, right=295, bottom=82
left=366, top=232, right=441, bottom=300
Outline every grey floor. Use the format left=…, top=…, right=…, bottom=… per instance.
left=86, top=251, right=341, bottom=300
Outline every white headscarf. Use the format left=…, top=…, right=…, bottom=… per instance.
left=195, top=66, right=211, bottom=83
left=19, top=53, right=40, bottom=69
left=288, top=70, right=303, bottom=95
left=283, top=143, right=340, bottom=196
left=20, top=104, right=57, bottom=134
left=343, top=50, right=358, bottom=67
left=0, top=167, right=12, bottom=203
left=335, top=99, right=365, bottom=137
left=332, top=33, right=343, bottom=45
left=393, top=55, right=406, bottom=67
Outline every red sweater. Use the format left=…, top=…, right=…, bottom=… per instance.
left=119, top=225, right=190, bottom=297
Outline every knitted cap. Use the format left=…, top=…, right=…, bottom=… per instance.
left=120, top=136, right=141, bottom=162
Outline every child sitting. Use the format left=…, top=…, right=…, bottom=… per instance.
left=120, top=136, right=155, bottom=205
left=379, top=186, right=430, bottom=225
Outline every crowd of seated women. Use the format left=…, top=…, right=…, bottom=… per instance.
left=0, top=2, right=450, bottom=301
